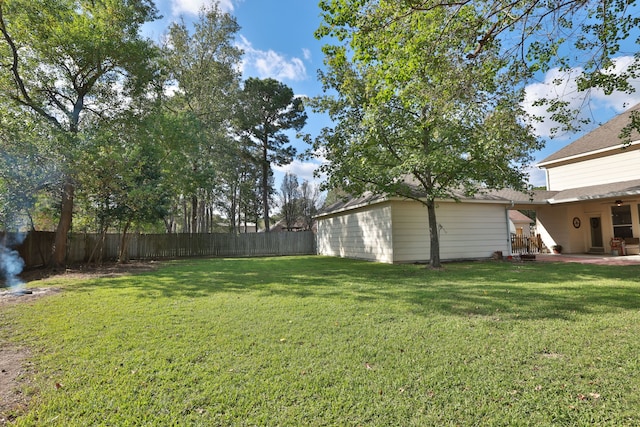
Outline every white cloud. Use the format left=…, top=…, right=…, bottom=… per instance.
left=302, top=48, right=312, bottom=61
left=525, top=166, right=547, bottom=188
left=171, top=0, right=235, bottom=16
left=237, top=35, right=307, bottom=81
left=274, top=159, right=323, bottom=185
left=522, top=56, right=640, bottom=138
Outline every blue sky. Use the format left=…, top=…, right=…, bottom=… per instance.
left=144, top=0, right=328, bottom=191
left=147, top=0, right=640, bottom=190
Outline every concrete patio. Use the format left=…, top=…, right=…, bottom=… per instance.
left=534, top=253, right=640, bottom=266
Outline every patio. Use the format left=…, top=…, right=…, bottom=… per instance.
left=535, top=253, right=640, bottom=266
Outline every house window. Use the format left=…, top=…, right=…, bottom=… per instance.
left=612, top=205, right=633, bottom=238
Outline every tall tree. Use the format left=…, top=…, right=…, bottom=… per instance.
left=163, top=4, right=242, bottom=233
left=236, top=78, right=307, bottom=231
left=299, top=179, right=320, bottom=231
left=279, top=172, right=300, bottom=231
left=0, top=0, right=159, bottom=267
left=314, top=1, right=541, bottom=267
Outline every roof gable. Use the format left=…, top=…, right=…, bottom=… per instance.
left=508, top=210, right=533, bottom=223
left=539, top=103, right=640, bottom=165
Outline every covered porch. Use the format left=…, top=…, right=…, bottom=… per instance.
left=507, top=180, right=640, bottom=256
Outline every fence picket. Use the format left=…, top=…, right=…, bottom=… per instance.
left=1, top=231, right=316, bottom=268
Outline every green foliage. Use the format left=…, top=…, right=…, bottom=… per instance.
left=236, top=77, right=308, bottom=230
left=0, top=106, right=62, bottom=230
left=3, top=257, right=640, bottom=424
left=0, top=0, right=160, bottom=132
left=313, top=1, right=542, bottom=266
left=162, top=4, right=243, bottom=232
left=400, top=0, right=640, bottom=133
left=237, top=78, right=307, bottom=166
left=75, top=112, right=171, bottom=234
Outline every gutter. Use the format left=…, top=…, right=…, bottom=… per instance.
left=505, top=201, right=514, bottom=256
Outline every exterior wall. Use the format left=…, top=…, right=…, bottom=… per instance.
left=536, top=205, right=571, bottom=252
left=537, top=201, right=640, bottom=254
left=546, top=148, right=640, bottom=190
left=511, top=220, right=532, bottom=236
left=390, top=201, right=510, bottom=262
left=317, top=200, right=511, bottom=264
left=316, top=202, right=394, bottom=263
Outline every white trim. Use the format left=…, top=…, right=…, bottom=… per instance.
left=537, top=140, right=640, bottom=168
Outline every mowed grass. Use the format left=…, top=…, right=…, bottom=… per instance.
left=2, top=256, right=640, bottom=426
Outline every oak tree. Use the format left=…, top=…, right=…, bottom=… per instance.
left=314, top=0, right=542, bottom=267
left=0, top=0, right=159, bottom=266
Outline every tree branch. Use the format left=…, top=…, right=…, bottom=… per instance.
left=0, top=4, right=63, bottom=130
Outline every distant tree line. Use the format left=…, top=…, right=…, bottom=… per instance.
left=0, top=1, right=310, bottom=266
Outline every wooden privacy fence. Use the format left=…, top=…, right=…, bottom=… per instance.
left=2, top=231, right=316, bottom=268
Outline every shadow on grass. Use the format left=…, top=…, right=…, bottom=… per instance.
left=67, top=256, right=640, bottom=321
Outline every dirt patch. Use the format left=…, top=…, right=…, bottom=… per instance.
left=0, top=287, right=63, bottom=308
left=19, top=260, right=161, bottom=284
left=0, top=347, right=32, bottom=425
left=0, top=261, right=161, bottom=424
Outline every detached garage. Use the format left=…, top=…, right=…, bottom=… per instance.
left=315, top=193, right=513, bottom=264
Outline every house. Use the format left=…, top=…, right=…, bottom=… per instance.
left=509, top=210, right=534, bottom=236
left=316, top=104, right=640, bottom=262
left=270, top=218, right=316, bottom=232
left=529, top=103, right=640, bottom=255
left=315, top=190, right=516, bottom=263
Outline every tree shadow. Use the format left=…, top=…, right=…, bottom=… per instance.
left=64, top=257, right=640, bottom=321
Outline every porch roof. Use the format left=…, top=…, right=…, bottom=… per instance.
left=546, top=179, right=640, bottom=204
left=489, top=179, right=640, bottom=205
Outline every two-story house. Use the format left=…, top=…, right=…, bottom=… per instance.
left=532, top=103, right=640, bottom=255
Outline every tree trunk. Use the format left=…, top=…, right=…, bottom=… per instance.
left=261, top=145, right=270, bottom=232
left=87, top=226, right=108, bottom=265
left=182, top=197, right=188, bottom=232
left=51, top=179, right=74, bottom=268
left=118, top=220, right=131, bottom=263
left=191, top=195, right=198, bottom=234
left=426, top=198, right=441, bottom=268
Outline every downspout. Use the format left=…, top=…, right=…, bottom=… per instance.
left=505, top=201, right=514, bottom=256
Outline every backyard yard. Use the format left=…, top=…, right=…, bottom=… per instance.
left=1, top=256, right=639, bottom=425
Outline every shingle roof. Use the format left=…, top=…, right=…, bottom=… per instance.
left=315, top=178, right=640, bottom=217
left=508, top=210, right=534, bottom=223
left=547, top=178, right=640, bottom=203
left=316, top=187, right=552, bottom=217
left=539, top=103, right=640, bottom=165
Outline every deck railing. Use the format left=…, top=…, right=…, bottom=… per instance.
left=511, top=234, right=543, bottom=254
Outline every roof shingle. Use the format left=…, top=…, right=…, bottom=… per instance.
left=539, top=103, right=640, bottom=165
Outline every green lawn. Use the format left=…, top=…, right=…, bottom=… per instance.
left=2, top=256, right=640, bottom=426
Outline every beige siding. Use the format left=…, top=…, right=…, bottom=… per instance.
left=547, top=149, right=640, bottom=191
left=536, top=205, right=570, bottom=251
left=316, top=203, right=394, bottom=263
left=391, top=201, right=510, bottom=262
left=537, top=201, right=640, bottom=254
